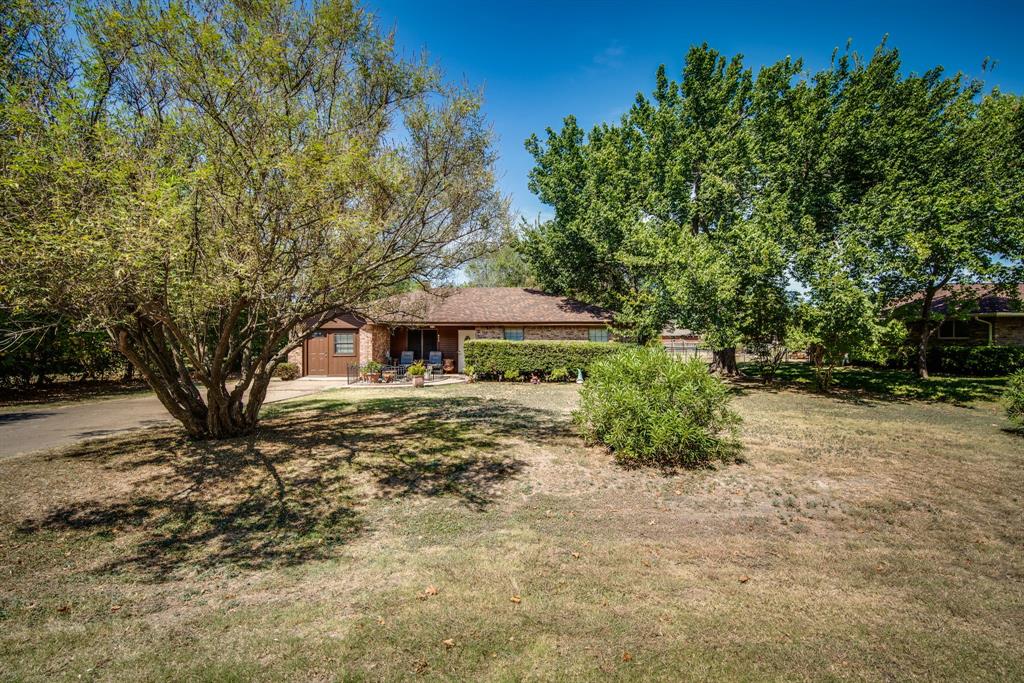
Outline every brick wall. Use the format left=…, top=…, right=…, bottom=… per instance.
left=287, top=344, right=303, bottom=371
left=475, top=325, right=602, bottom=341
left=359, top=324, right=390, bottom=365
left=995, top=317, right=1024, bottom=346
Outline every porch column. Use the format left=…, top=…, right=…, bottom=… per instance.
left=358, top=324, right=391, bottom=364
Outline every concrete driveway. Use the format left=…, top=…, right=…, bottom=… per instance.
left=0, top=378, right=350, bottom=459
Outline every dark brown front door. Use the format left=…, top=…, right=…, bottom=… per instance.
left=306, top=332, right=329, bottom=375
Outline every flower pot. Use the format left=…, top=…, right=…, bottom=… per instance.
left=443, top=358, right=455, bottom=373
left=368, top=372, right=381, bottom=383
left=412, top=375, right=425, bottom=388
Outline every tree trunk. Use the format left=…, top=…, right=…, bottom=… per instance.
left=710, top=347, right=741, bottom=376
left=916, top=329, right=931, bottom=380
left=916, top=288, right=937, bottom=380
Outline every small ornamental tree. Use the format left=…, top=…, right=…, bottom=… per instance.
left=796, top=259, right=879, bottom=392
left=1, top=1, right=503, bottom=438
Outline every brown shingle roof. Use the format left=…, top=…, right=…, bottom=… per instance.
left=899, top=284, right=1024, bottom=315
left=371, top=287, right=614, bottom=325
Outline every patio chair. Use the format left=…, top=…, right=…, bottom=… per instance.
left=399, top=350, right=414, bottom=368
left=427, top=351, right=443, bottom=374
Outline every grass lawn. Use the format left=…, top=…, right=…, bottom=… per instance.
left=1, top=378, right=1022, bottom=680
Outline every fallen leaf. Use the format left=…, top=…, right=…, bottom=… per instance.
left=572, top=552, right=581, bottom=559
left=622, top=651, right=633, bottom=662
left=110, top=605, right=122, bottom=611
left=738, top=575, right=750, bottom=584
left=424, top=585, right=439, bottom=597
left=442, top=638, right=455, bottom=649
left=57, top=605, right=70, bottom=613
left=509, top=595, right=521, bottom=604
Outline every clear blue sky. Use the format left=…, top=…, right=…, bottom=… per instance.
left=369, top=0, right=1024, bottom=222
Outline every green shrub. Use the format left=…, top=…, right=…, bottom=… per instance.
left=574, top=347, right=741, bottom=468
left=927, top=345, right=1024, bottom=376
left=274, top=362, right=300, bottom=381
left=362, top=360, right=383, bottom=373
left=547, top=367, right=569, bottom=382
left=406, top=361, right=426, bottom=377
left=1006, top=370, right=1024, bottom=427
left=464, top=339, right=626, bottom=380
left=502, top=368, right=521, bottom=381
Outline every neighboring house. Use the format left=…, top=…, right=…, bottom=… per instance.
left=660, top=326, right=701, bottom=355
left=288, top=287, right=615, bottom=376
left=902, top=284, right=1024, bottom=347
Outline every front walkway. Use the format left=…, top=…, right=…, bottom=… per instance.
left=0, top=377, right=352, bottom=460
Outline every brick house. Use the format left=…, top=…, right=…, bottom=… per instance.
left=288, top=287, right=615, bottom=376
left=903, top=284, right=1024, bottom=347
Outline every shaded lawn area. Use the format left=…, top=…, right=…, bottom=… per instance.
left=1, top=380, right=1022, bottom=681
left=741, top=361, right=1009, bottom=405
left=0, top=378, right=151, bottom=409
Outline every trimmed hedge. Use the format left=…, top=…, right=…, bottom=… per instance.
left=463, top=339, right=626, bottom=379
left=927, top=345, right=1024, bottom=376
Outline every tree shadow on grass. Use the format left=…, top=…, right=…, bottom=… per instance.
left=17, top=395, right=573, bottom=580
left=736, top=363, right=1008, bottom=407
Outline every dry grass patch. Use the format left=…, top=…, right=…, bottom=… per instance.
left=1, top=380, right=1022, bottom=680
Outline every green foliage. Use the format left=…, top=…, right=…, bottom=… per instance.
left=927, top=346, right=1024, bottom=377
left=574, top=347, right=741, bottom=468
left=0, top=313, right=123, bottom=386
left=406, top=361, right=426, bottom=377
left=463, top=340, right=625, bottom=379
left=464, top=223, right=535, bottom=288
left=274, top=362, right=300, bottom=381
left=1006, top=370, right=1024, bottom=427
left=362, top=361, right=383, bottom=374
left=793, top=258, right=882, bottom=391
left=502, top=368, right=521, bottom=382
left=521, top=40, right=1023, bottom=375
left=547, top=367, right=569, bottom=382
left=463, top=364, right=476, bottom=378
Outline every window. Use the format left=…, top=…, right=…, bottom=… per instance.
left=333, top=332, right=355, bottom=355
left=503, top=328, right=524, bottom=341
left=938, top=319, right=969, bottom=340
left=406, top=329, right=438, bottom=359
left=588, top=328, right=610, bottom=343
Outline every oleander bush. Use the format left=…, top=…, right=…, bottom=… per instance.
left=464, top=339, right=625, bottom=379
left=1006, top=370, right=1024, bottom=427
left=274, top=362, right=300, bottom=381
left=574, top=347, right=741, bottom=468
left=927, top=345, right=1024, bottom=376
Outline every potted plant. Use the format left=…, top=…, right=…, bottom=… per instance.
left=407, top=360, right=426, bottom=387
left=363, top=360, right=383, bottom=383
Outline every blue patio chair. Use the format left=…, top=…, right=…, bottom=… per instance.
left=427, top=351, right=443, bottom=374
left=399, top=350, right=414, bottom=368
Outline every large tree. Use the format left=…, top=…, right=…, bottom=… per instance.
left=1, top=0, right=503, bottom=438
left=523, top=45, right=794, bottom=366
left=854, top=72, right=1024, bottom=377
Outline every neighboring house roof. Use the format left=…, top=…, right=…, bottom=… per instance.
left=901, top=284, right=1024, bottom=315
left=370, top=287, right=614, bottom=326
